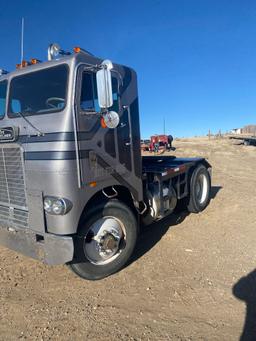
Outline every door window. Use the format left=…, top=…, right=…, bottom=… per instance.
left=79, top=71, right=119, bottom=113
left=80, top=72, right=99, bottom=112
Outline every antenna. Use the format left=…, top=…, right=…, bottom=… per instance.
left=21, top=17, right=24, bottom=63
left=163, top=117, right=166, bottom=135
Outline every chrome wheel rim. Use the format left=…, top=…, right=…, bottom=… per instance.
left=195, top=173, right=208, bottom=204
left=84, top=216, right=126, bottom=265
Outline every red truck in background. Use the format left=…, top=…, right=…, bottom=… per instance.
left=150, top=134, right=174, bottom=152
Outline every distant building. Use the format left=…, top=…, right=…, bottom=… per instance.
left=231, top=128, right=242, bottom=134
left=230, top=125, right=256, bottom=135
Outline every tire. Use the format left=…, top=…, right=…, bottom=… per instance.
left=187, top=164, right=211, bottom=213
left=69, top=200, right=138, bottom=280
left=244, top=140, right=250, bottom=146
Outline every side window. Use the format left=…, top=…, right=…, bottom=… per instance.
left=0, top=81, right=7, bottom=118
left=79, top=71, right=119, bottom=113
left=80, top=72, right=99, bottom=112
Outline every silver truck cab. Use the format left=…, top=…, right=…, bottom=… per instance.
left=0, top=44, right=211, bottom=280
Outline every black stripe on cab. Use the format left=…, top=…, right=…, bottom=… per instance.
left=24, top=151, right=77, bottom=160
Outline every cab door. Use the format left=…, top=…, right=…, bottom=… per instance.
left=75, top=67, right=129, bottom=182
left=75, top=65, right=142, bottom=201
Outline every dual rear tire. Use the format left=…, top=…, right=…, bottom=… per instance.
left=187, top=164, right=211, bottom=213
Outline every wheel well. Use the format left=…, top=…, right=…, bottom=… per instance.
left=188, top=160, right=211, bottom=178
left=77, top=186, right=138, bottom=232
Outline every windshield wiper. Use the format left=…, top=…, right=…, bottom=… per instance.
left=17, top=111, right=44, bottom=136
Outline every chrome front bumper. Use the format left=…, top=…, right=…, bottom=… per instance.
left=0, top=225, right=74, bottom=265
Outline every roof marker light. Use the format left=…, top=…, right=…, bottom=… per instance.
left=73, top=46, right=81, bottom=53
left=31, top=58, right=41, bottom=65
left=21, top=60, right=29, bottom=67
left=73, top=46, right=94, bottom=56
left=16, top=60, right=31, bottom=69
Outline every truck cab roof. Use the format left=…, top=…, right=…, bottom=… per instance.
left=0, top=52, right=101, bottom=81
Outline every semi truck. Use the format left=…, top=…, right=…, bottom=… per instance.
left=0, top=44, right=211, bottom=280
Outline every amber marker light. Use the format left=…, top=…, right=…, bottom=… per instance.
left=100, top=117, right=107, bottom=129
left=31, top=58, right=41, bottom=65
left=73, top=47, right=81, bottom=53
left=21, top=60, right=29, bottom=67
left=89, top=181, right=97, bottom=188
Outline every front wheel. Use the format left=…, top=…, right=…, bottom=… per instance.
left=187, top=164, right=211, bottom=213
left=69, top=200, right=138, bottom=280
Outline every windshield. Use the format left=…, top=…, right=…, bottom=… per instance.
left=0, top=80, right=7, bottom=119
left=8, top=64, right=68, bottom=117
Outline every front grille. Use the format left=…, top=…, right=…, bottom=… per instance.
left=0, top=205, right=28, bottom=229
left=0, top=145, right=28, bottom=228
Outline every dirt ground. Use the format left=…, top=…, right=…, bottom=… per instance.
left=0, top=137, right=256, bottom=341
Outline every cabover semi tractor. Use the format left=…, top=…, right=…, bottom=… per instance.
left=0, top=44, right=211, bottom=280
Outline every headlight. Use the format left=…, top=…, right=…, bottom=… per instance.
left=44, top=197, right=72, bottom=215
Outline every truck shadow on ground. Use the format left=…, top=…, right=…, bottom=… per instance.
left=128, top=185, right=222, bottom=266
left=129, top=210, right=189, bottom=266
left=233, top=269, right=256, bottom=341
left=210, top=185, right=222, bottom=199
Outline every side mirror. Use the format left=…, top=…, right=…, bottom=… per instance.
left=96, top=60, right=113, bottom=109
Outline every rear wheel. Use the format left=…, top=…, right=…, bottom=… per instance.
left=69, top=200, right=138, bottom=280
left=187, top=164, right=211, bottom=213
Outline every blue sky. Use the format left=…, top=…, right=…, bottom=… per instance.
left=0, top=0, right=255, bottom=138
